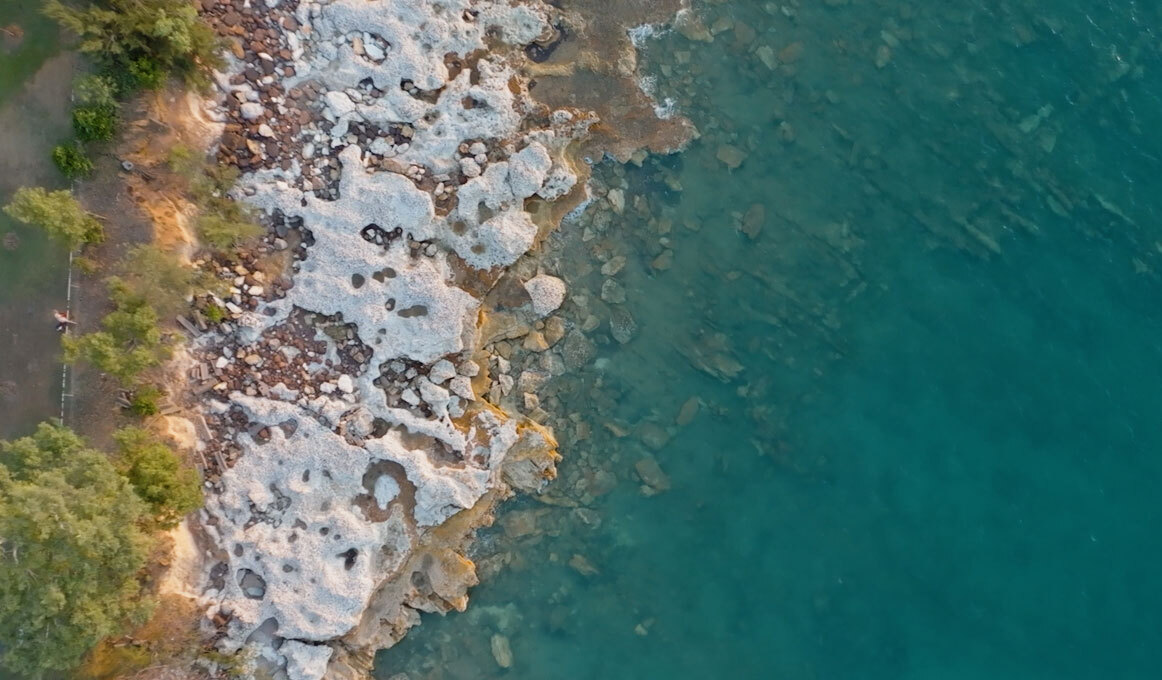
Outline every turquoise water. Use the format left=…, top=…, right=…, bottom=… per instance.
left=378, top=1, right=1162, bottom=678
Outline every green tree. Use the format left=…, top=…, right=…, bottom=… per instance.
left=63, top=278, right=173, bottom=383
left=0, top=423, right=153, bottom=678
left=112, top=427, right=202, bottom=529
left=3, top=187, right=103, bottom=249
left=43, top=0, right=223, bottom=90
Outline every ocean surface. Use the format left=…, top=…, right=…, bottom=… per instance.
left=377, top=1, right=1162, bottom=679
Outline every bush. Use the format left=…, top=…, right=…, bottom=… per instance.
left=72, top=74, right=119, bottom=141
left=203, top=302, right=226, bottom=324
left=52, top=141, right=94, bottom=179
left=74, top=74, right=118, bottom=110
left=0, top=423, right=153, bottom=677
left=119, top=244, right=215, bottom=317
left=112, top=426, right=203, bottom=529
left=3, top=187, right=103, bottom=249
left=197, top=212, right=263, bottom=250
left=72, top=104, right=118, bottom=142
left=181, top=156, right=263, bottom=250
left=127, top=384, right=163, bottom=417
left=44, top=0, right=223, bottom=91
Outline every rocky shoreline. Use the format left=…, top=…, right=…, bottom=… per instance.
left=173, top=1, right=691, bottom=678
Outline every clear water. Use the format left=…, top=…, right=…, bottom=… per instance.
left=377, top=0, right=1162, bottom=678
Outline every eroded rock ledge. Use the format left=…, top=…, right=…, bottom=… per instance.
left=182, top=0, right=690, bottom=678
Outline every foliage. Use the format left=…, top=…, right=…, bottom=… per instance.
left=177, top=150, right=263, bottom=250
left=3, top=186, right=103, bottom=249
left=72, top=104, right=118, bottom=142
left=127, top=384, right=163, bottom=417
left=52, top=141, right=95, bottom=179
left=112, top=427, right=202, bottom=529
left=117, top=244, right=200, bottom=317
left=78, top=594, right=203, bottom=679
left=203, top=302, right=226, bottom=324
left=74, top=255, right=101, bottom=275
left=72, top=74, right=119, bottom=142
left=63, top=278, right=172, bottom=383
left=43, top=0, right=223, bottom=91
left=197, top=211, right=263, bottom=250
left=74, top=74, right=119, bottom=110
left=0, top=423, right=153, bottom=678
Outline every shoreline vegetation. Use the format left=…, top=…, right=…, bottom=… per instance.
left=1, top=1, right=245, bottom=678
left=1, top=0, right=691, bottom=678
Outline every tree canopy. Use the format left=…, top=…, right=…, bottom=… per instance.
left=63, top=277, right=173, bottom=383
left=44, top=0, right=222, bottom=90
left=113, top=426, right=203, bottom=529
left=3, top=187, right=104, bottom=250
left=0, top=423, right=153, bottom=678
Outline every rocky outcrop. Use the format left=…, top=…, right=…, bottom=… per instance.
left=185, top=0, right=595, bottom=678
left=182, top=0, right=692, bottom=677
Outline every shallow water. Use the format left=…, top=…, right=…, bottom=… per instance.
left=0, top=1, right=71, bottom=438
left=389, top=0, right=1162, bottom=677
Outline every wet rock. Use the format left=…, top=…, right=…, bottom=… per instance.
left=561, top=331, right=596, bottom=371
left=542, top=316, right=566, bottom=346
left=491, top=634, right=513, bottom=669
left=716, top=144, right=748, bottom=169
left=569, top=554, right=600, bottom=577
left=607, top=188, right=626, bottom=214
left=600, top=255, right=627, bottom=276
left=742, top=203, right=765, bottom=239
left=676, top=396, right=700, bottom=426
left=610, top=306, right=637, bottom=344
left=635, top=456, right=671, bottom=493
left=523, top=331, right=550, bottom=352
left=637, top=422, right=670, bottom=451
left=601, top=279, right=626, bottom=304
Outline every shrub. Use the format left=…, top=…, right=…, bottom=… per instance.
left=197, top=212, right=263, bottom=250
left=0, top=423, right=153, bottom=677
left=127, top=384, right=163, bottom=417
left=126, top=55, right=165, bottom=91
left=52, top=141, right=94, bottom=179
left=184, top=160, right=262, bottom=250
left=118, top=244, right=213, bottom=317
left=74, top=74, right=118, bottom=110
left=203, top=302, right=226, bottom=324
left=3, top=187, right=103, bottom=249
left=72, top=104, right=118, bottom=142
left=112, top=426, right=203, bottom=529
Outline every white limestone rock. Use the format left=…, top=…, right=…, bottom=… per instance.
left=428, top=359, right=457, bottom=384
left=524, top=275, right=567, bottom=317
left=282, top=641, right=333, bottom=680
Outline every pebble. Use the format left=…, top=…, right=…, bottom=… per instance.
left=240, top=102, right=264, bottom=120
